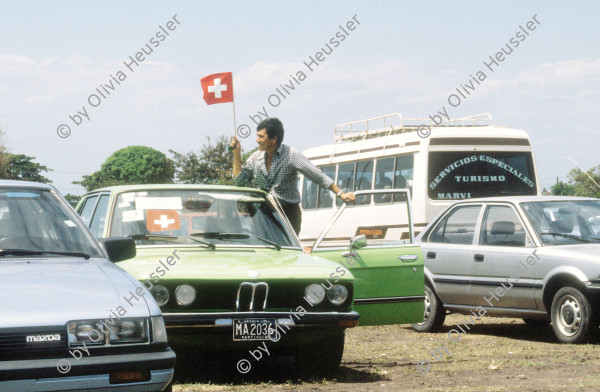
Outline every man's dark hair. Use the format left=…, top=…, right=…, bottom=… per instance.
left=257, top=118, right=284, bottom=146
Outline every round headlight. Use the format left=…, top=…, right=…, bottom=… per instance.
left=327, top=284, right=348, bottom=305
left=175, top=284, right=197, bottom=306
left=304, top=283, right=326, bottom=305
left=149, top=285, right=170, bottom=306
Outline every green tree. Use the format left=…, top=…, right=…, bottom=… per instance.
left=64, top=193, right=82, bottom=207
left=550, top=180, right=576, bottom=196
left=170, top=135, right=244, bottom=185
left=75, top=146, right=174, bottom=192
left=3, top=154, right=52, bottom=183
left=551, top=165, right=600, bottom=198
left=0, top=127, right=10, bottom=177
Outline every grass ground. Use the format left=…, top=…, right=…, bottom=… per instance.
left=170, top=314, right=600, bottom=391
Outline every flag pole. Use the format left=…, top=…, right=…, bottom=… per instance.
left=232, top=100, right=237, bottom=138
left=232, top=73, right=237, bottom=138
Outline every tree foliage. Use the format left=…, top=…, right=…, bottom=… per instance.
left=63, top=193, right=82, bottom=207
left=75, top=146, right=174, bottom=192
left=170, top=135, right=246, bottom=185
left=0, top=127, right=10, bottom=177
left=2, top=154, right=52, bottom=183
left=551, top=165, right=600, bottom=198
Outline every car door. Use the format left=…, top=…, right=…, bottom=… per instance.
left=311, top=189, right=424, bottom=326
left=420, top=204, right=483, bottom=306
left=469, top=203, right=538, bottom=309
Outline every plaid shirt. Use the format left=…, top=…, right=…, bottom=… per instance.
left=235, top=144, right=333, bottom=204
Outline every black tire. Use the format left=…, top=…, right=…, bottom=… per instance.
left=551, top=286, right=596, bottom=343
left=295, top=332, right=344, bottom=376
left=522, top=318, right=550, bottom=327
left=412, top=284, right=446, bottom=332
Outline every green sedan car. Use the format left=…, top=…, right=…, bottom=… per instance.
left=76, top=185, right=423, bottom=373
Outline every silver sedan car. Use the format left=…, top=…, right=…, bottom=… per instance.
left=0, top=181, right=175, bottom=391
left=412, top=196, right=600, bottom=343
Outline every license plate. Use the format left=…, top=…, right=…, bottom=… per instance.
left=233, top=319, right=276, bottom=341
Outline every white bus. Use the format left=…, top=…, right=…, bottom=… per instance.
left=299, top=113, right=540, bottom=245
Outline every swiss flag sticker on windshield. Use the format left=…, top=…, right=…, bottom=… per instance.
left=146, top=210, right=180, bottom=231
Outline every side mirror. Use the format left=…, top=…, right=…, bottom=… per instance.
left=99, top=237, right=136, bottom=263
left=350, top=235, right=367, bottom=250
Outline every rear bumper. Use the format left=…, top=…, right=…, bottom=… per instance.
left=163, top=311, right=360, bottom=328
left=0, top=348, right=175, bottom=392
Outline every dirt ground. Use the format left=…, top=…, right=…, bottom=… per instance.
left=171, top=314, right=600, bottom=392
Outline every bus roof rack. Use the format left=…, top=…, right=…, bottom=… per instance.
left=333, top=113, right=494, bottom=143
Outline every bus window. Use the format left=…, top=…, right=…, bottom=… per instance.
left=355, top=160, right=374, bottom=205
left=336, top=162, right=356, bottom=207
left=428, top=151, right=536, bottom=200
left=375, top=157, right=395, bottom=204
left=302, top=176, right=317, bottom=210
left=394, top=155, right=414, bottom=202
left=318, top=165, right=336, bottom=208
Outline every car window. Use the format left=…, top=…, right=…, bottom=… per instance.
left=78, top=195, right=98, bottom=226
left=314, top=191, right=413, bottom=248
left=0, top=188, right=102, bottom=257
left=110, top=190, right=299, bottom=248
left=522, top=200, right=600, bottom=245
left=89, top=194, right=110, bottom=238
left=428, top=205, right=481, bottom=244
left=479, top=205, right=526, bottom=247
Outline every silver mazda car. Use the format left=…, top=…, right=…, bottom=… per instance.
left=0, top=181, right=175, bottom=391
left=413, top=196, right=600, bottom=343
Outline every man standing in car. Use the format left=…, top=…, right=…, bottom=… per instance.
left=230, top=118, right=355, bottom=235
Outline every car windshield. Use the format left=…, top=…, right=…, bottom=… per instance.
left=0, top=187, right=102, bottom=258
left=521, top=200, right=600, bottom=245
left=110, top=189, right=299, bottom=248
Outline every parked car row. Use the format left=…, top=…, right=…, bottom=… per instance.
left=1, top=182, right=425, bottom=390
left=4, top=178, right=600, bottom=391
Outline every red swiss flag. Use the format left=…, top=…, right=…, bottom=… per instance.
left=201, top=72, right=234, bottom=105
left=146, top=210, right=180, bottom=232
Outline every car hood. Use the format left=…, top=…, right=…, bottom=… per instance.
left=119, top=247, right=352, bottom=282
left=0, top=258, right=152, bottom=328
left=538, top=243, right=600, bottom=262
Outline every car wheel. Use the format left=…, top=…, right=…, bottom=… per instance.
left=296, top=332, right=344, bottom=376
left=522, top=318, right=550, bottom=327
left=551, top=287, right=597, bottom=343
left=412, top=284, right=446, bottom=332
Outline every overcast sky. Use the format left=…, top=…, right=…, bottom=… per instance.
left=1, top=1, right=599, bottom=194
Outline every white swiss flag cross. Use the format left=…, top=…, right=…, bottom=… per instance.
left=201, top=72, right=234, bottom=105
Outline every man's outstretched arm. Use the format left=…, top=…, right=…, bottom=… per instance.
left=230, top=136, right=242, bottom=177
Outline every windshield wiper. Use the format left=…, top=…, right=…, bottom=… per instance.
left=540, top=232, right=592, bottom=243
left=0, top=249, right=91, bottom=259
left=129, top=234, right=215, bottom=249
left=191, top=232, right=281, bottom=250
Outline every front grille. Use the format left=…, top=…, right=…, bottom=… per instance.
left=0, top=326, right=67, bottom=359
left=236, top=282, right=268, bottom=311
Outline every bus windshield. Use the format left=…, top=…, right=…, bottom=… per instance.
left=428, top=151, right=537, bottom=200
